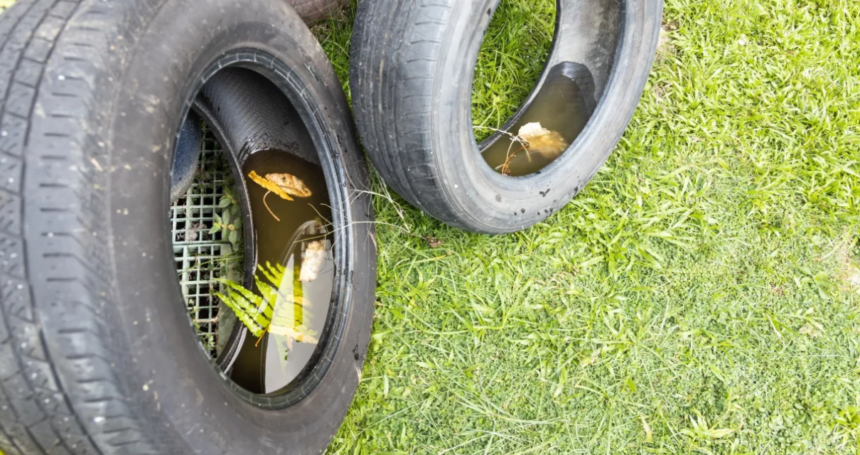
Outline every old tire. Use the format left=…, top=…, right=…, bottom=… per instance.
left=0, top=0, right=374, bottom=454
left=350, top=0, right=663, bottom=233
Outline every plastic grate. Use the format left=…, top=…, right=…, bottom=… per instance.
left=170, top=128, right=240, bottom=357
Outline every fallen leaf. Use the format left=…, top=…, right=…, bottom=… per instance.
left=425, top=237, right=443, bottom=248
left=299, top=240, right=326, bottom=282
left=265, top=172, right=312, bottom=198
left=517, top=122, right=569, bottom=157
left=249, top=170, right=293, bottom=201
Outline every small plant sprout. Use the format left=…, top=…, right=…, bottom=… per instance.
left=210, top=206, right=242, bottom=247
left=209, top=184, right=243, bottom=249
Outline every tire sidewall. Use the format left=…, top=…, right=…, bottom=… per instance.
left=430, top=0, right=662, bottom=233
left=46, top=0, right=373, bottom=453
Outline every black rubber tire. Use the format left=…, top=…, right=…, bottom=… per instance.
left=0, top=0, right=374, bottom=454
left=350, top=0, right=663, bottom=233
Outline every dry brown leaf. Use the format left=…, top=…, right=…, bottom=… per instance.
left=266, top=172, right=312, bottom=198
left=249, top=170, right=293, bottom=201
left=299, top=240, right=326, bottom=282
left=517, top=122, right=569, bottom=157
left=425, top=237, right=443, bottom=248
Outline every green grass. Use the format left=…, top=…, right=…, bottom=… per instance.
left=471, top=1, right=555, bottom=142
left=314, top=0, right=860, bottom=453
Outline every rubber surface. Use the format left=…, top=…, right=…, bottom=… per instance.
left=290, top=0, right=349, bottom=23
left=169, top=111, right=202, bottom=202
left=167, top=0, right=349, bottom=200
left=198, top=69, right=320, bottom=167
left=350, top=0, right=663, bottom=233
left=0, top=0, right=375, bottom=454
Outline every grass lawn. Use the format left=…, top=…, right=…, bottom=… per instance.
left=312, top=0, right=860, bottom=453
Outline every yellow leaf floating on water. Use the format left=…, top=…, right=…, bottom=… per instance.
left=266, top=172, right=312, bottom=198
left=299, top=240, right=326, bottom=283
left=249, top=170, right=293, bottom=201
left=517, top=122, right=569, bottom=158
left=248, top=171, right=312, bottom=222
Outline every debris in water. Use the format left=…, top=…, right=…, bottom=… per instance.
left=517, top=122, right=569, bottom=157
left=248, top=170, right=312, bottom=221
left=249, top=170, right=294, bottom=201
left=299, top=240, right=326, bottom=282
left=265, top=172, right=312, bottom=198
left=497, top=122, right=569, bottom=175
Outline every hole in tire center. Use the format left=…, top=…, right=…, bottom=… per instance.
left=228, top=150, right=334, bottom=395
left=170, top=79, right=336, bottom=396
left=472, top=0, right=556, bottom=143
left=473, top=0, right=599, bottom=177
left=170, top=125, right=243, bottom=360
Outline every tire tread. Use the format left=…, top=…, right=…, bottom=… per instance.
left=351, top=0, right=461, bottom=220
left=0, top=0, right=147, bottom=453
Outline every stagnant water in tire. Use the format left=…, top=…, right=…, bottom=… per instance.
left=225, top=150, right=335, bottom=394
left=481, top=62, right=596, bottom=177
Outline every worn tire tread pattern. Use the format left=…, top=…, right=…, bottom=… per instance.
left=351, top=0, right=455, bottom=219
left=0, top=0, right=155, bottom=454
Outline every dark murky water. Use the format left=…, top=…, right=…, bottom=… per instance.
left=481, top=62, right=597, bottom=177
left=227, top=150, right=335, bottom=395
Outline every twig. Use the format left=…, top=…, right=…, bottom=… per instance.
left=473, top=125, right=523, bottom=144
left=496, top=145, right=529, bottom=175
left=263, top=191, right=280, bottom=222
left=475, top=125, right=532, bottom=175
left=255, top=325, right=270, bottom=348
